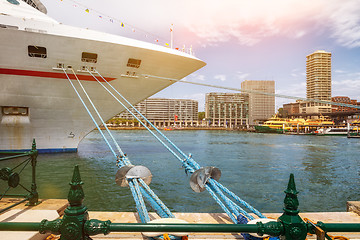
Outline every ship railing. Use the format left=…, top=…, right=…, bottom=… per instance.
left=0, top=139, right=40, bottom=213
left=0, top=165, right=359, bottom=240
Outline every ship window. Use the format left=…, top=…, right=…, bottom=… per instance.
left=127, top=58, right=141, bottom=68
left=81, top=52, right=98, bottom=63
left=2, top=106, right=29, bottom=116
left=0, top=24, right=19, bottom=30
left=28, top=45, right=47, bottom=58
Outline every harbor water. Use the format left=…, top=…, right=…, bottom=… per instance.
left=1, top=130, right=360, bottom=213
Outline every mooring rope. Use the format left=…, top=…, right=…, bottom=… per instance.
left=63, top=68, right=174, bottom=223
left=62, top=69, right=118, bottom=158
left=68, top=69, right=129, bottom=165
left=90, top=70, right=266, bottom=223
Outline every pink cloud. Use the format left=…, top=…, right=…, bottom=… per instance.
left=178, top=0, right=360, bottom=48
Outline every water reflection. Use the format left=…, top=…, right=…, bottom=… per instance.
left=1, top=130, right=359, bottom=213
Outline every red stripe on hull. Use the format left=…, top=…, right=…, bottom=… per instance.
left=0, top=68, right=116, bottom=82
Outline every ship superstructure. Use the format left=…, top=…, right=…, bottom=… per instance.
left=0, top=0, right=206, bottom=152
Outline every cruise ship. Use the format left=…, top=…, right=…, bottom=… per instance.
left=0, top=0, right=206, bottom=152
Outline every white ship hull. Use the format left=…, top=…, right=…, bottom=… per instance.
left=0, top=0, right=205, bottom=152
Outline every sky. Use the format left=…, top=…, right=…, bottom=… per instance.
left=41, top=0, right=360, bottom=111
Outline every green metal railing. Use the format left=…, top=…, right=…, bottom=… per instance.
left=0, top=165, right=359, bottom=240
left=0, top=139, right=40, bottom=213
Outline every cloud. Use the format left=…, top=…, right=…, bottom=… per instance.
left=214, top=74, right=226, bottom=81
left=236, top=72, right=250, bottom=80
left=290, top=69, right=305, bottom=78
left=334, top=69, right=346, bottom=74
left=44, top=0, right=360, bottom=49
left=180, top=0, right=360, bottom=48
left=328, top=1, right=360, bottom=48
left=332, top=79, right=360, bottom=97
left=276, top=82, right=306, bottom=102
left=181, top=0, right=325, bottom=46
left=188, top=73, right=205, bottom=82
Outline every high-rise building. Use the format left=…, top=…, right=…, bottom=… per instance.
left=241, top=80, right=275, bottom=125
left=300, top=50, right=332, bottom=114
left=205, top=93, right=249, bottom=127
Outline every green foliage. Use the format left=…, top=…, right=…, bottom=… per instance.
left=198, top=112, right=205, bottom=120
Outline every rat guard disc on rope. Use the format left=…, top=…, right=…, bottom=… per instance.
left=115, top=165, right=152, bottom=187
left=189, top=166, right=221, bottom=193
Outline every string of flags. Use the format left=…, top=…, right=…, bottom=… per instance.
left=59, top=0, right=189, bottom=51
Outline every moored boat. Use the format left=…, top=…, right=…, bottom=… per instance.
left=254, top=116, right=291, bottom=133
left=316, top=126, right=359, bottom=136
left=0, top=0, right=206, bottom=152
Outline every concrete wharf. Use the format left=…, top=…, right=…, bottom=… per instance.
left=1, top=198, right=360, bottom=240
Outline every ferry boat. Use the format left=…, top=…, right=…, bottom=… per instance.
left=316, top=127, right=359, bottom=136
left=0, top=0, right=206, bottom=152
left=255, top=115, right=335, bottom=134
left=254, top=116, right=291, bottom=133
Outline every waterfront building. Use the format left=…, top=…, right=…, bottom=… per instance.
left=300, top=50, right=332, bottom=114
left=118, top=98, right=198, bottom=127
left=241, top=80, right=275, bottom=125
left=205, top=92, right=249, bottom=127
left=331, top=96, right=359, bottom=112
left=283, top=101, right=300, bottom=116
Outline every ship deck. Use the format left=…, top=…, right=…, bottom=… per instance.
left=1, top=198, right=360, bottom=239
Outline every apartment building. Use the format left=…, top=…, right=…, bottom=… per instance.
left=205, top=92, right=249, bottom=127
left=118, top=98, right=198, bottom=127
left=300, top=50, right=332, bottom=114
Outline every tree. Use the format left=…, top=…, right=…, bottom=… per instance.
left=277, top=108, right=288, bottom=118
left=198, top=112, right=205, bottom=121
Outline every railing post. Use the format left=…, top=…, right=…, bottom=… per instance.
left=40, top=165, right=91, bottom=239
left=27, top=139, right=40, bottom=206
left=277, top=174, right=308, bottom=240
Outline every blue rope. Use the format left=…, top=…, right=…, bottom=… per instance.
left=87, top=70, right=186, bottom=164
left=62, top=69, right=117, bottom=158
left=128, top=180, right=148, bottom=223
left=66, top=69, right=172, bottom=223
left=204, top=184, right=237, bottom=223
left=214, top=181, right=265, bottom=219
left=132, top=179, right=150, bottom=222
left=208, top=179, right=250, bottom=219
left=71, top=69, right=126, bottom=159
left=91, top=70, right=265, bottom=223
left=138, top=178, right=174, bottom=218
left=139, top=187, right=168, bottom=218
left=95, top=70, right=201, bottom=166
